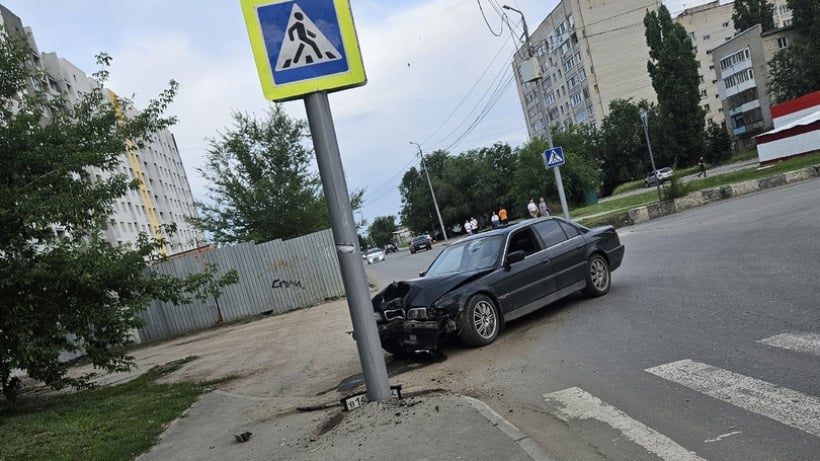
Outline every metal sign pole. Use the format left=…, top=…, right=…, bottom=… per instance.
left=304, top=91, right=391, bottom=401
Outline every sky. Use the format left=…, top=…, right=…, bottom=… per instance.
left=4, top=0, right=703, bottom=229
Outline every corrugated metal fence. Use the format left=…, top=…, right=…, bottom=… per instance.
left=135, top=228, right=345, bottom=343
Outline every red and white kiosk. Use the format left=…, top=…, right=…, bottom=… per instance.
left=756, top=91, right=820, bottom=165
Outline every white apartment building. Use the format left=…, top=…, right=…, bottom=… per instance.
left=674, top=0, right=792, bottom=127
left=512, top=0, right=793, bottom=138
left=2, top=4, right=203, bottom=255
left=712, top=23, right=797, bottom=148
left=512, top=0, right=663, bottom=139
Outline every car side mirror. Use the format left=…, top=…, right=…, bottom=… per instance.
left=505, top=250, right=526, bottom=266
left=419, top=270, right=427, bottom=277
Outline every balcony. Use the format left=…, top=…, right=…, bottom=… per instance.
left=728, top=99, right=761, bottom=117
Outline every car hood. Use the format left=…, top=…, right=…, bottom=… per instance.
left=373, top=270, right=490, bottom=311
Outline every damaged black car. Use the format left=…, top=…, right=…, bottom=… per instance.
left=371, top=217, right=625, bottom=354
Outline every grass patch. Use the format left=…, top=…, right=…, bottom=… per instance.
left=0, top=357, right=230, bottom=461
left=574, top=152, right=820, bottom=224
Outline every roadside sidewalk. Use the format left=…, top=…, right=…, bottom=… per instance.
left=137, top=389, right=552, bottom=461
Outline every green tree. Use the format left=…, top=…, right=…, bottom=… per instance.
left=509, top=133, right=602, bottom=214
left=368, top=216, right=397, bottom=247
left=399, top=143, right=516, bottom=234
left=732, top=0, right=776, bottom=33
left=184, top=263, right=240, bottom=324
left=767, top=0, right=820, bottom=102
left=599, top=99, right=653, bottom=196
left=644, top=4, right=706, bottom=167
left=704, top=120, right=733, bottom=165
left=0, top=30, right=192, bottom=400
left=399, top=149, right=449, bottom=235
left=191, top=105, right=362, bottom=244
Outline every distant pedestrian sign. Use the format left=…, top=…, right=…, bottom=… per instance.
left=241, top=0, right=366, bottom=101
left=544, top=146, right=565, bottom=169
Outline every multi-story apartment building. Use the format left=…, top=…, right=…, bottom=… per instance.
left=513, top=0, right=794, bottom=140
left=712, top=22, right=797, bottom=149
left=1, top=4, right=203, bottom=255
left=674, top=0, right=792, bottom=128
left=512, top=0, right=662, bottom=139
left=674, top=1, right=735, bottom=126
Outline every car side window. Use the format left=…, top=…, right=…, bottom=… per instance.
left=558, top=221, right=581, bottom=239
left=533, top=220, right=569, bottom=248
left=507, top=228, right=541, bottom=256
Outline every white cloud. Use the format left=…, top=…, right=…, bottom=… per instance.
left=8, top=0, right=704, bottom=222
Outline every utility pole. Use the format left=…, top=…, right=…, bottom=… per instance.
left=410, top=142, right=448, bottom=242
left=503, top=5, right=569, bottom=219
left=640, top=110, right=663, bottom=202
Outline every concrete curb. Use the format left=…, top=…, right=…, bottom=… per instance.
left=463, top=395, right=558, bottom=461
left=594, top=164, right=820, bottom=228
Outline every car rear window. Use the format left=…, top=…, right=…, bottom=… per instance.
left=533, top=220, right=569, bottom=248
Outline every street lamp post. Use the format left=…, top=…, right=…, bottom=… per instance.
left=640, top=110, right=663, bottom=202
left=410, top=142, right=448, bottom=242
left=503, top=5, right=569, bottom=219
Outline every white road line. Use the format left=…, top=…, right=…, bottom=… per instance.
left=542, top=387, right=705, bottom=461
left=759, top=332, right=820, bottom=357
left=646, top=359, right=820, bottom=437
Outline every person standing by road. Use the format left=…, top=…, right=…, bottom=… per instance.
left=470, top=217, right=478, bottom=234
left=538, top=197, right=550, bottom=217
left=498, top=207, right=508, bottom=226
left=697, top=157, right=707, bottom=178
left=491, top=211, right=499, bottom=229
left=527, top=199, right=538, bottom=218
left=464, top=218, right=473, bottom=235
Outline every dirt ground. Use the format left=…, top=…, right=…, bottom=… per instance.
left=67, top=291, right=543, bottom=413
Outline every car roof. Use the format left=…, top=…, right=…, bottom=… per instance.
left=456, top=216, right=582, bottom=242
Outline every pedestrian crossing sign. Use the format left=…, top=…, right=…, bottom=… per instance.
left=241, top=0, right=366, bottom=101
left=544, top=146, right=565, bottom=169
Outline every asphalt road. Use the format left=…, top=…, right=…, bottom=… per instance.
left=367, top=180, right=820, bottom=461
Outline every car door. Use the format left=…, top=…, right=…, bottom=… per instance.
left=492, top=226, right=554, bottom=314
left=533, top=219, right=586, bottom=291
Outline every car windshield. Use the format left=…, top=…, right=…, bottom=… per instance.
left=425, top=235, right=504, bottom=277
left=412, top=236, right=427, bottom=243
left=367, top=248, right=381, bottom=255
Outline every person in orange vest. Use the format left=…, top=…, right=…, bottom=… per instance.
left=498, top=207, right=508, bottom=226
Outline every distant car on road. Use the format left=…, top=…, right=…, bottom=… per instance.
left=409, top=235, right=432, bottom=254
left=365, top=247, right=385, bottom=264
left=371, top=217, right=625, bottom=354
left=645, top=167, right=674, bottom=187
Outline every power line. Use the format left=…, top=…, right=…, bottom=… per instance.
left=477, top=0, right=503, bottom=36
left=418, top=31, right=516, bottom=147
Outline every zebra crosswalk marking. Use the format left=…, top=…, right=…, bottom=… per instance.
left=542, top=387, right=706, bottom=461
left=645, top=359, right=820, bottom=437
left=759, top=332, right=820, bottom=356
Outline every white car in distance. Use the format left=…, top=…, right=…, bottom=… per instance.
left=365, top=247, right=385, bottom=264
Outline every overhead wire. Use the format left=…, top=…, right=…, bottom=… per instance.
left=359, top=2, right=528, bottom=207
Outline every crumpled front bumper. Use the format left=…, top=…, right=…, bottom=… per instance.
left=377, top=318, right=450, bottom=351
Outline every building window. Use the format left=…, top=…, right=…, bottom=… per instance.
left=570, top=92, right=584, bottom=106
left=703, top=34, right=711, bottom=40
left=700, top=89, right=707, bottom=97
left=777, top=36, right=790, bottom=48
left=722, top=22, right=729, bottom=28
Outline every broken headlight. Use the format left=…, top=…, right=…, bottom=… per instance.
left=406, top=307, right=429, bottom=320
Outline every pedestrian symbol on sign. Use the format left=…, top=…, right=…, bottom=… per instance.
left=275, top=5, right=342, bottom=71
left=544, top=146, right=565, bottom=169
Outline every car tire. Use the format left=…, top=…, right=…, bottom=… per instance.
left=458, top=294, right=500, bottom=347
left=583, top=254, right=610, bottom=297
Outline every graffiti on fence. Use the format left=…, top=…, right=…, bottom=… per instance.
left=272, top=278, right=306, bottom=290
